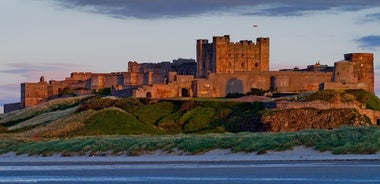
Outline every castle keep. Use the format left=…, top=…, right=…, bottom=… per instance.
left=3, top=35, right=375, bottom=113
left=196, top=35, right=269, bottom=77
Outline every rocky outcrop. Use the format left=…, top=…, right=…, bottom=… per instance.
left=261, top=108, right=371, bottom=132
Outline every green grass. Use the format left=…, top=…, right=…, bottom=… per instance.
left=134, top=102, right=176, bottom=125
left=74, top=107, right=159, bottom=136
left=298, top=89, right=380, bottom=111
left=345, top=89, right=380, bottom=111
left=1, top=126, right=378, bottom=156
left=181, top=106, right=216, bottom=133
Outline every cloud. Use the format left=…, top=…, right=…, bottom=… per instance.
left=0, top=63, right=86, bottom=80
left=356, top=35, right=380, bottom=50
left=0, top=63, right=85, bottom=112
left=54, top=0, right=380, bottom=19
left=0, top=84, right=20, bottom=111
left=363, top=12, right=380, bottom=22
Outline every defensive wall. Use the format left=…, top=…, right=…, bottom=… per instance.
left=193, top=71, right=332, bottom=98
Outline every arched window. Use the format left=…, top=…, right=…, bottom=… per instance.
left=255, top=63, right=259, bottom=68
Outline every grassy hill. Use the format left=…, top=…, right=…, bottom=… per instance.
left=0, top=89, right=379, bottom=156
left=0, top=89, right=378, bottom=139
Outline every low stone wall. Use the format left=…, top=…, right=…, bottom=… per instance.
left=275, top=100, right=364, bottom=109
left=274, top=100, right=379, bottom=125
left=3, top=102, right=21, bottom=113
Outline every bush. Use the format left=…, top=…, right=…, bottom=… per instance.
left=77, top=97, right=116, bottom=111
left=298, top=90, right=337, bottom=102
left=135, top=102, right=176, bottom=124
left=157, top=111, right=183, bottom=133
left=225, top=93, right=245, bottom=98
left=182, top=107, right=216, bottom=133
left=92, top=88, right=111, bottom=96
left=247, top=88, right=271, bottom=96
left=345, top=89, right=380, bottom=111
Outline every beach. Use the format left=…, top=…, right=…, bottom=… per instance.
left=1, top=146, right=380, bottom=163
left=1, top=147, right=380, bottom=184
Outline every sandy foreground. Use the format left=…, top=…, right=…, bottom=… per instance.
left=0, top=146, right=380, bottom=163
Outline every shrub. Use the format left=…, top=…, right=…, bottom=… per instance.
left=225, top=93, right=245, bottom=98
left=92, top=88, right=111, bottom=96
left=247, top=88, right=271, bottom=96
left=135, top=102, right=176, bottom=124
left=182, top=107, right=216, bottom=133
left=78, top=97, right=116, bottom=111
left=298, top=90, right=337, bottom=102
left=157, top=111, right=183, bottom=133
left=180, top=101, right=196, bottom=112
left=345, top=89, right=380, bottom=111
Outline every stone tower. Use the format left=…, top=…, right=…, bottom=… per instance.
left=332, top=53, right=374, bottom=93
left=196, top=35, right=270, bottom=78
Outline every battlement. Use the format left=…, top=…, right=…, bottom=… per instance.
left=70, top=72, right=93, bottom=81
left=213, top=35, right=230, bottom=42
left=344, top=53, right=374, bottom=63
left=237, top=40, right=254, bottom=45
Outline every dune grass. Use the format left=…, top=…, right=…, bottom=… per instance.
left=1, top=126, right=379, bottom=156
left=21, top=110, right=96, bottom=138
left=8, top=106, right=79, bottom=131
left=0, top=95, right=92, bottom=127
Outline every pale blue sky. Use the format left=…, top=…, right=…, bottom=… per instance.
left=1, top=0, right=380, bottom=113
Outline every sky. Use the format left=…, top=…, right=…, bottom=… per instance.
left=1, top=0, right=380, bottom=113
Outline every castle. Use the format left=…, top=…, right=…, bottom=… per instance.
left=3, top=35, right=375, bottom=113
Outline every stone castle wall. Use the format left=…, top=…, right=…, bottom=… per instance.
left=194, top=71, right=332, bottom=97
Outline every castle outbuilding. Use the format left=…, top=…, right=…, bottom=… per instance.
left=322, top=53, right=374, bottom=92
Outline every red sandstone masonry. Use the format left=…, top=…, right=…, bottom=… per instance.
left=275, top=100, right=379, bottom=125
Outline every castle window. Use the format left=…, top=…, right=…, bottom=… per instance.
left=241, top=63, right=245, bottom=67
left=255, top=63, right=259, bottom=68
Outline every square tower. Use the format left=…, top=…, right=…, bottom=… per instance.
left=196, top=35, right=269, bottom=78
